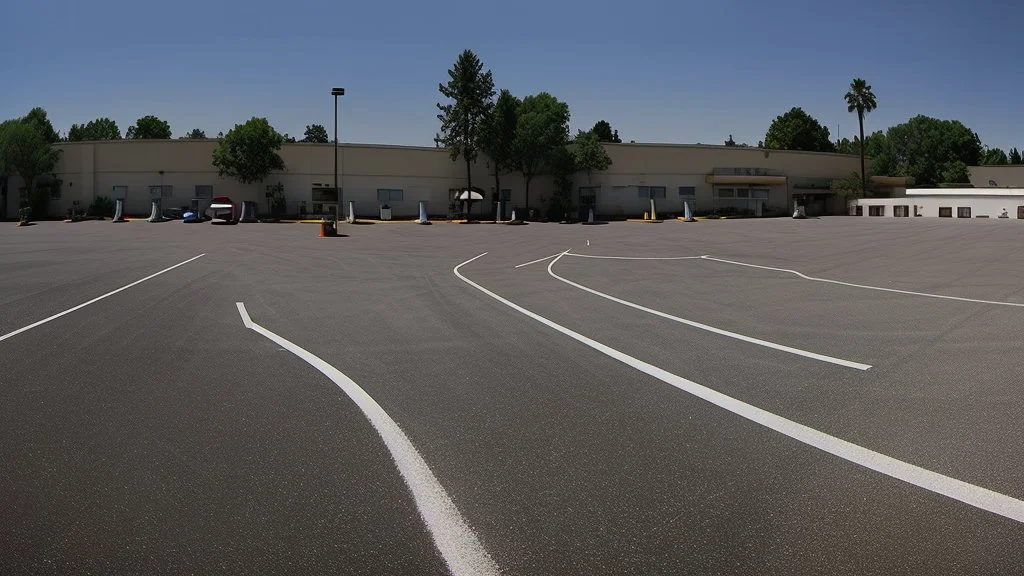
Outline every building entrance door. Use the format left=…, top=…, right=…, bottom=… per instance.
left=578, top=187, right=597, bottom=220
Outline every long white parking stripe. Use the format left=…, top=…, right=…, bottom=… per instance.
left=702, top=255, right=1024, bottom=308
left=0, top=254, right=207, bottom=344
left=547, top=252, right=871, bottom=371
left=234, top=303, right=498, bottom=576
left=454, top=252, right=1024, bottom=525
left=564, top=253, right=707, bottom=260
left=514, top=252, right=564, bottom=268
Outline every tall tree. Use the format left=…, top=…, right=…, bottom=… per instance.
left=479, top=89, right=521, bottom=204
left=941, top=161, right=971, bottom=184
left=211, top=117, right=285, bottom=184
left=764, top=107, right=834, bottom=152
left=67, top=117, right=121, bottom=141
left=126, top=115, right=172, bottom=139
left=982, top=147, right=1009, bottom=165
left=724, top=134, right=737, bottom=146
left=23, top=108, right=59, bottom=143
left=1010, top=147, right=1023, bottom=165
left=845, top=78, right=878, bottom=195
left=1, top=121, right=62, bottom=213
left=302, top=124, right=329, bottom=143
left=436, top=49, right=495, bottom=195
left=514, top=92, right=571, bottom=215
left=573, top=129, right=612, bottom=182
left=872, top=115, right=982, bottom=187
left=591, top=120, right=616, bottom=143
left=181, top=128, right=207, bottom=139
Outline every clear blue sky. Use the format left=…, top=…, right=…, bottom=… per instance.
left=3, top=0, right=1022, bottom=150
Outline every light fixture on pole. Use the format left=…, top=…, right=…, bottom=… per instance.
left=331, top=87, right=345, bottom=225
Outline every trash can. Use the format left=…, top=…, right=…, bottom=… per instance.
left=380, top=204, right=392, bottom=221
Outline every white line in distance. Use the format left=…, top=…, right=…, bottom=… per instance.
left=548, top=251, right=871, bottom=370
left=0, top=253, right=207, bottom=344
left=514, top=252, right=565, bottom=268
left=700, top=255, right=1024, bottom=307
left=234, top=303, right=498, bottom=576
left=454, top=252, right=1024, bottom=525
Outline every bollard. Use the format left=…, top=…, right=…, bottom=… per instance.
left=650, top=198, right=657, bottom=221
left=112, top=199, right=126, bottom=223
left=683, top=201, right=695, bottom=222
left=148, top=199, right=165, bottom=222
left=347, top=201, right=356, bottom=224
left=418, top=200, right=430, bottom=224
left=239, top=201, right=259, bottom=223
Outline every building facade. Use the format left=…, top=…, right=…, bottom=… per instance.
left=4, top=140, right=878, bottom=220
left=852, top=189, right=1024, bottom=219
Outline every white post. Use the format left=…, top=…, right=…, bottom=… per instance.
left=684, top=201, right=695, bottom=222
left=148, top=199, right=162, bottom=222
left=588, top=207, right=594, bottom=223
left=347, top=200, right=355, bottom=223
left=649, top=198, right=657, bottom=220
left=418, top=200, right=428, bottom=223
left=113, top=199, right=125, bottom=222
left=511, top=208, right=517, bottom=222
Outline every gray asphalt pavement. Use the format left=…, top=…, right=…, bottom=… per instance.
left=2, top=217, right=1024, bottom=575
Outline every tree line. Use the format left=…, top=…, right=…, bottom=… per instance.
left=434, top=49, right=616, bottom=218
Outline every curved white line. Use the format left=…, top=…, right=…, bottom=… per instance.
left=514, top=252, right=563, bottom=268
left=565, top=253, right=707, bottom=260
left=548, top=252, right=871, bottom=370
left=453, top=253, right=1024, bottom=525
left=701, top=256, right=1024, bottom=308
left=0, top=254, right=207, bottom=344
left=236, top=303, right=498, bottom=576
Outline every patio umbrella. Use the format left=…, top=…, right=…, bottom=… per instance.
left=456, top=190, right=484, bottom=201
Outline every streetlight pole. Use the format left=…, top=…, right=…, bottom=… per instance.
left=331, top=87, right=345, bottom=224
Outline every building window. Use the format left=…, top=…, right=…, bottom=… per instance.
left=868, top=205, right=885, bottom=216
left=195, top=185, right=213, bottom=199
left=716, top=188, right=735, bottom=198
left=149, top=185, right=172, bottom=199
left=376, top=188, right=403, bottom=203
left=500, top=188, right=511, bottom=202
left=112, top=185, right=128, bottom=199
left=893, top=205, right=909, bottom=217
left=678, top=186, right=696, bottom=197
left=939, top=207, right=952, bottom=218
left=637, top=186, right=666, bottom=199
left=751, top=189, right=769, bottom=200
left=854, top=205, right=863, bottom=216
left=957, top=207, right=971, bottom=218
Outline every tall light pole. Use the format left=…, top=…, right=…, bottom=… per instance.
left=331, top=87, right=345, bottom=224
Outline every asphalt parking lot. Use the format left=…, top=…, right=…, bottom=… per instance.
left=3, top=216, right=1024, bottom=575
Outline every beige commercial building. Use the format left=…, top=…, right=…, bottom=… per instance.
left=3, top=139, right=889, bottom=220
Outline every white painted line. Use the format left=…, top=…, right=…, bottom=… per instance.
left=0, top=254, right=207, bottom=344
left=702, top=256, right=1024, bottom=308
left=548, top=252, right=871, bottom=371
left=565, top=253, right=707, bottom=260
left=514, top=252, right=564, bottom=268
left=454, top=253, right=1024, bottom=525
left=234, top=303, right=498, bottom=576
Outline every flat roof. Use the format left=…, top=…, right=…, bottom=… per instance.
left=907, top=188, right=1024, bottom=197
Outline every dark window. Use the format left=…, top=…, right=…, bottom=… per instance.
left=854, top=205, right=863, bottom=216
left=958, top=207, right=971, bottom=218
left=868, top=205, right=885, bottom=216
left=939, top=207, right=952, bottom=218
left=894, top=205, right=909, bottom=217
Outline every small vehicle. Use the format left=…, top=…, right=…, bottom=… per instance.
left=206, top=196, right=239, bottom=224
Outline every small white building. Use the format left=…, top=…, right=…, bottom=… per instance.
left=852, top=189, right=1024, bottom=220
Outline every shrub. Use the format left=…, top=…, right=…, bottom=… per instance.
left=88, top=195, right=116, bottom=217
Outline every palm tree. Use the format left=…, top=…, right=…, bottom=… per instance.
left=845, top=78, right=877, bottom=196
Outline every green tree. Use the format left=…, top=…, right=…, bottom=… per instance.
left=591, top=120, right=619, bottom=143
left=548, top=145, right=578, bottom=220
left=836, top=138, right=857, bottom=155
left=573, top=129, right=612, bottom=182
left=845, top=78, right=878, bottom=195
left=302, top=124, right=329, bottom=143
left=1, top=121, right=62, bottom=214
left=873, top=115, right=982, bottom=187
left=514, top=92, right=571, bottom=215
left=23, top=107, right=60, bottom=143
left=126, top=115, right=172, bottom=139
left=181, top=128, right=207, bottom=139
left=941, top=160, right=971, bottom=184
left=1010, top=147, right=1023, bottom=164
left=67, top=117, right=121, bottom=141
left=211, top=117, right=285, bottom=185
left=479, top=89, right=521, bottom=203
left=436, top=49, right=495, bottom=195
left=982, top=147, right=1009, bottom=165
left=764, top=107, right=834, bottom=152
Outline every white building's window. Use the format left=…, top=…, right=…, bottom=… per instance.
left=637, top=186, right=666, bottom=199
left=868, top=205, right=885, bottom=216
left=894, top=205, right=909, bottom=217
left=958, top=207, right=971, bottom=218
left=939, top=207, right=952, bottom=217
left=376, top=189, right=403, bottom=203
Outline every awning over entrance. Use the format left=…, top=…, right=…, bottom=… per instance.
left=705, top=175, right=787, bottom=185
